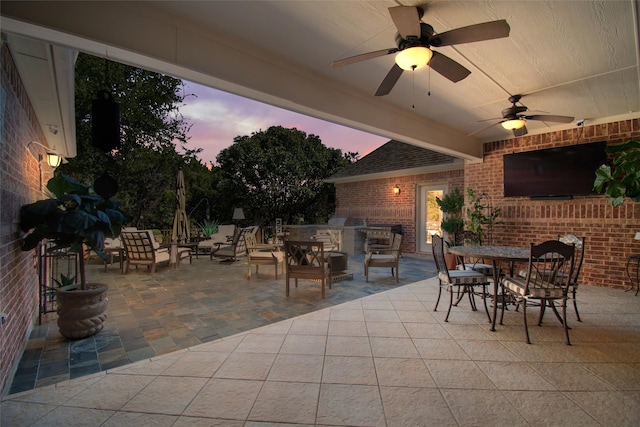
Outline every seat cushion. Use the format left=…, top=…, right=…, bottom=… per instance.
left=503, top=276, right=565, bottom=298
left=457, top=263, right=494, bottom=276
left=368, top=254, right=395, bottom=261
left=440, top=270, right=488, bottom=285
left=156, top=251, right=171, bottom=263
left=251, top=251, right=284, bottom=263
left=366, top=253, right=397, bottom=268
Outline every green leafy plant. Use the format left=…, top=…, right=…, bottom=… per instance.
left=52, top=273, right=76, bottom=288
left=436, top=188, right=465, bottom=246
left=594, top=140, right=640, bottom=206
left=465, top=188, right=501, bottom=245
left=197, top=219, right=220, bottom=237
left=43, top=273, right=76, bottom=301
left=20, top=173, right=128, bottom=290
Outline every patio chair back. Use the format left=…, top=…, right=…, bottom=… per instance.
left=432, top=234, right=491, bottom=322
left=284, top=240, right=332, bottom=298
left=501, top=240, right=575, bottom=344
left=456, top=230, right=494, bottom=276
left=364, top=233, right=402, bottom=283
left=210, top=227, right=246, bottom=261
left=559, top=234, right=586, bottom=321
left=121, top=230, right=171, bottom=274
left=245, top=232, right=284, bottom=279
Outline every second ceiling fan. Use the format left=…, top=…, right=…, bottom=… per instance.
left=472, top=95, right=575, bottom=137
left=332, top=6, right=510, bottom=96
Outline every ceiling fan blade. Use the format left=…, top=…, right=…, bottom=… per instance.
left=513, top=125, right=528, bottom=137
left=375, top=64, right=404, bottom=96
left=468, top=121, right=501, bottom=137
left=389, top=6, right=421, bottom=40
left=332, top=48, right=398, bottom=68
left=524, top=114, right=574, bottom=123
left=428, top=51, right=471, bottom=82
left=475, top=116, right=503, bottom=123
left=434, top=20, right=510, bottom=46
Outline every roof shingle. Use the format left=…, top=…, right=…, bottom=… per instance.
left=329, top=140, right=458, bottom=179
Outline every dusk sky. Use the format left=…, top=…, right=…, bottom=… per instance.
left=180, top=81, right=389, bottom=165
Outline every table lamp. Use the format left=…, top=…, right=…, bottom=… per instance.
left=233, top=207, right=245, bottom=226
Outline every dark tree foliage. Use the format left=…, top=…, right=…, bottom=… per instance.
left=60, top=53, right=214, bottom=228
left=216, top=126, right=350, bottom=226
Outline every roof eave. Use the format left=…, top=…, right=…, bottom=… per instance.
left=325, top=159, right=465, bottom=184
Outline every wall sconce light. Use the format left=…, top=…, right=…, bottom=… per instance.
left=27, top=141, right=63, bottom=168
left=635, top=232, right=640, bottom=241
left=393, top=184, right=401, bottom=196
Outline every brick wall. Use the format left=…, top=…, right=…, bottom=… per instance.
left=0, top=43, right=53, bottom=396
left=468, top=119, right=640, bottom=289
left=334, top=119, right=640, bottom=290
left=335, top=169, right=464, bottom=254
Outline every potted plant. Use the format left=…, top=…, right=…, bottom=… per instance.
left=594, top=140, right=640, bottom=206
left=436, top=188, right=465, bottom=268
left=465, top=188, right=501, bottom=245
left=20, top=173, right=128, bottom=339
left=197, top=219, right=220, bottom=238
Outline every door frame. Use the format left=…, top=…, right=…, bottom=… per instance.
left=416, top=183, right=448, bottom=254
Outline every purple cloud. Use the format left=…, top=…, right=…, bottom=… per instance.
left=180, top=81, right=388, bottom=165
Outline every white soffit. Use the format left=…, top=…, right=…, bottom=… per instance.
left=5, top=32, right=76, bottom=158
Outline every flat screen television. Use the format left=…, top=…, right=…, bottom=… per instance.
left=503, top=141, right=607, bottom=198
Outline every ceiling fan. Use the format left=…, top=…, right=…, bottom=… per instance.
left=331, top=6, right=510, bottom=96
left=472, top=95, right=575, bottom=137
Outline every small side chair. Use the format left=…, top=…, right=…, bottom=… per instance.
left=501, top=240, right=575, bottom=345
left=284, top=241, right=332, bottom=298
left=432, top=235, right=491, bottom=322
left=245, top=232, right=284, bottom=279
left=364, top=233, right=403, bottom=283
left=559, top=234, right=586, bottom=321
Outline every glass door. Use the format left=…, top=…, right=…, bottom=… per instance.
left=417, top=185, right=446, bottom=253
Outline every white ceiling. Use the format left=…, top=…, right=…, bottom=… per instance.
left=2, top=1, right=639, bottom=161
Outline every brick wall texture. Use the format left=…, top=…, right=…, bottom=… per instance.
left=336, top=118, right=640, bottom=290
left=1, top=43, right=54, bottom=396
left=335, top=169, right=464, bottom=255
left=472, top=120, right=640, bottom=290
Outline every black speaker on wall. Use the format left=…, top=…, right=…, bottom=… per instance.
left=92, top=90, right=121, bottom=152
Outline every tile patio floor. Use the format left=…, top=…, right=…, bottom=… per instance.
left=3, top=253, right=640, bottom=426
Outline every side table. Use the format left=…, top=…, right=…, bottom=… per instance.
left=104, top=247, right=124, bottom=272
left=325, top=251, right=353, bottom=283
left=626, top=255, right=640, bottom=296
left=178, top=242, right=199, bottom=261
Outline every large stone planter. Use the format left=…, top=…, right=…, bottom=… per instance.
left=56, top=283, right=108, bottom=339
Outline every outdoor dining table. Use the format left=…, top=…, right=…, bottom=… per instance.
left=448, top=245, right=530, bottom=331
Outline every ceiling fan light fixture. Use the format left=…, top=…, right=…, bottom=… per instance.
left=395, top=46, right=432, bottom=70
left=501, top=118, right=526, bottom=130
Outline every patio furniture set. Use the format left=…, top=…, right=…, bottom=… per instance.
left=103, top=225, right=405, bottom=300
left=434, top=232, right=586, bottom=345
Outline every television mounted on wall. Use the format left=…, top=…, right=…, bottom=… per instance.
left=503, top=141, right=607, bottom=199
